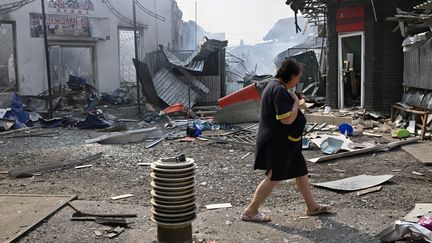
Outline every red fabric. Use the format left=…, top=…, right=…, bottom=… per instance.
left=418, top=215, right=432, bottom=231
left=163, top=103, right=184, bottom=114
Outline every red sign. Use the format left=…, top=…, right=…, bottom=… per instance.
left=336, top=5, right=364, bottom=33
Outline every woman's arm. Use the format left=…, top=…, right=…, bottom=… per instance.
left=280, top=93, right=300, bottom=125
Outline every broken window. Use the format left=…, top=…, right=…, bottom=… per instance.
left=49, top=46, right=95, bottom=90
left=0, top=22, right=17, bottom=91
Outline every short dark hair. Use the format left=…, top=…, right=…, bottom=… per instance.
left=275, top=58, right=304, bottom=84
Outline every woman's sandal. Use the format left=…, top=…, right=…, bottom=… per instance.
left=305, top=204, right=332, bottom=216
left=241, top=212, right=271, bottom=222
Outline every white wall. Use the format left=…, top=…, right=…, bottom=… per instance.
left=0, top=0, right=175, bottom=96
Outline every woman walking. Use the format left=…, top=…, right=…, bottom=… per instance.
left=241, top=59, right=331, bottom=222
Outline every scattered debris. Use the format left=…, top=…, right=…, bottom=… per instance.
left=137, top=162, right=151, bottom=166
left=308, top=137, right=420, bottom=163
left=106, top=226, right=125, bottom=238
left=412, top=171, right=425, bottom=176
left=320, top=137, right=344, bottom=155
left=362, top=132, right=382, bottom=138
left=85, top=127, right=160, bottom=144
left=110, top=194, right=134, bottom=200
left=332, top=168, right=345, bottom=173
left=313, top=174, right=393, bottom=192
left=404, top=203, right=432, bottom=222
left=205, top=203, right=232, bottom=210
left=356, top=186, right=382, bottom=196
left=74, top=164, right=93, bottom=169
left=391, top=169, right=403, bottom=172
left=376, top=220, right=432, bottom=242
left=241, top=152, right=251, bottom=160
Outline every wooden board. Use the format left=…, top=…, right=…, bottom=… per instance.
left=0, top=194, right=76, bottom=243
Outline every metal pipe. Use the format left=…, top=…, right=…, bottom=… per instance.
left=133, top=0, right=141, bottom=115
left=41, top=0, right=53, bottom=118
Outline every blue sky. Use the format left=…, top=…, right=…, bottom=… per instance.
left=176, top=0, right=295, bottom=45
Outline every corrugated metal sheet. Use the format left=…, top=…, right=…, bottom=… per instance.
left=226, top=81, right=244, bottom=95
left=176, top=67, right=209, bottom=94
left=160, top=45, right=204, bottom=72
left=404, top=38, right=432, bottom=90
left=414, top=0, right=432, bottom=9
left=153, top=68, right=199, bottom=108
left=159, top=39, right=227, bottom=72
left=196, top=76, right=221, bottom=103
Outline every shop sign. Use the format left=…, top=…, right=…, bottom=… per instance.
left=30, top=13, right=90, bottom=38
left=47, top=0, right=95, bottom=15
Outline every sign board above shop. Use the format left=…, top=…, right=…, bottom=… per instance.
left=336, top=5, right=365, bottom=33
left=30, top=13, right=90, bottom=38
left=47, top=0, right=95, bottom=15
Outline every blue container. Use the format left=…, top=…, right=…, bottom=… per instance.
left=339, top=123, right=353, bottom=136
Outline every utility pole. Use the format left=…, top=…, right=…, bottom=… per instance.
left=195, top=1, right=197, bottom=48
left=41, top=0, right=53, bottom=118
left=133, top=0, right=141, bottom=115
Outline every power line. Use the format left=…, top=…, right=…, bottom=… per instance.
left=136, top=0, right=165, bottom=22
left=0, top=0, right=36, bottom=14
left=102, top=0, right=147, bottom=29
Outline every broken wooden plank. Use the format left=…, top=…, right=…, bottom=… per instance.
left=356, top=186, right=383, bottom=196
left=205, top=203, right=232, bottom=210
left=308, top=137, right=420, bottom=163
left=363, top=132, right=382, bottom=137
left=412, top=171, right=425, bottom=176
left=8, top=152, right=103, bottom=178
left=110, top=194, right=133, bottom=200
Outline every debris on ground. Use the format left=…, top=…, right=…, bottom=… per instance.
left=312, top=174, right=394, bottom=192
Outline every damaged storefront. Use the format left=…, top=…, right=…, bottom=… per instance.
left=0, top=0, right=180, bottom=101
left=294, top=0, right=414, bottom=113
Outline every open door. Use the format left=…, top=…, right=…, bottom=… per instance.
left=338, top=32, right=364, bottom=108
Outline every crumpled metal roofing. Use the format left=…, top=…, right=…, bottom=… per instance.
left=414, top=0, right=432, bottom=9
left=153, top=68, right=199, bottom=108
left=160, top=38, right=228, bottom=72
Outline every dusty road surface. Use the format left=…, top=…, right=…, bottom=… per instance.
left=1, top=119, right=431, bottom=243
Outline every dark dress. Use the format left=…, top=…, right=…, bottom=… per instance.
left=254, top=79, right=308, bottom=181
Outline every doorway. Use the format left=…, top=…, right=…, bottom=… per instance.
left=118, top=29, right=139, bottom=83
left=0, top=22, right=17, bottom=91
left=338, top=32, right=364, bottom=108
left=49, top=45, right=95, bottom=91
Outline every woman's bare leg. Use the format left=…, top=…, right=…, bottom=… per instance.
left=243, top=170, right=279, bottom=217
left=295, top=175, right=320, bottom=211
